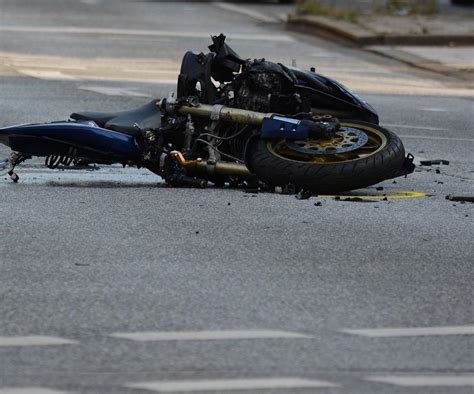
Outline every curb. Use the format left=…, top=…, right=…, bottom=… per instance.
left=288, top=14, right=474, bottom=46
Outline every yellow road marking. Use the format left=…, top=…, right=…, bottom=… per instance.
left=320, top=191, right=426, bottom=200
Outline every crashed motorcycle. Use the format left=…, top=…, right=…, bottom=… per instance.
left=0, top=34, right=414, bottom=193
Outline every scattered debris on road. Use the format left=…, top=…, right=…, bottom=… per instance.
left=339, top=197, right=379, bottom=203
left=419, top=159, right=450, bottom=166
left=446, top=195, right=474, bottom=203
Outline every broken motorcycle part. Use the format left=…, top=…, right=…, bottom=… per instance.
left=419, top=159, right=450, bottom=166
left=446, top=195, right=474, bottom=203
left=0, top=34, right=414, bottom=192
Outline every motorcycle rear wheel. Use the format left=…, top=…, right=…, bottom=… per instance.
left=246, top=121, right=406, bottom=193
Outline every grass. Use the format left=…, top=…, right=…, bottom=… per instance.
left=372, top=0, right=439, bottom=15
left=296, top=0, right=361, bottom=23
left=297, top=0, right=439, bottom=20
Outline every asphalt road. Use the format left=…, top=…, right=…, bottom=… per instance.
left=0, top=1, right=473, bottom=393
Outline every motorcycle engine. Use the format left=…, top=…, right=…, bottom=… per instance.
left=232, top=60, right=308, bottom=114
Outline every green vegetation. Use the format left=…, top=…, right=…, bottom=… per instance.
left=372, top=0, right=439, bottom=15
left=296, top=0, right=439, bottom=19
left=296, top=0, right=361, bottom=23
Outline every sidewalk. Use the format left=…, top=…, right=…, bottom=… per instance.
left=288, top=5, right=474, bottom=80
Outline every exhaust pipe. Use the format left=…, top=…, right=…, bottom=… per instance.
left=170, top=151, right=253, bottom=177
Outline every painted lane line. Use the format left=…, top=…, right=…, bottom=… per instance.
left=110, top=330, right=312, bottom=342
left=341, top=325, right=474, bottom=337
left=78, top=86, right=151, bottom=98
left=320, top=191, right=426, bottom=200
left=365, top=375, right=474, bottom=387
left=214, top=3, right=279, bottom=23
left=124, top=378, right=339, bottom=392
left=0, top=27, right=294, bottom=42
left=0, top=389, right=71, bottom=394
left=421, top=108, right=448, bottom=112
left=0, top=336, right=77, bottom=347
left=399, top=135, right=474, bottom=142
left=16, top=69, right=77, bottom=80
left=383, top=123, right=446, bottom=131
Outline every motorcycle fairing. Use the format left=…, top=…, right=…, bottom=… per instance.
left=287, top=66, right=379, bottom=124
left=0, top=121, right=142, bottom=162
left=177, top=51, right=217, bottom=104
left=199, top=34, right=379, bottom=124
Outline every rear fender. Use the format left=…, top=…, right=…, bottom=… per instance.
left=0, top=121, right=142, bottom=162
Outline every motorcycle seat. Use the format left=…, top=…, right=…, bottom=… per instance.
left=70, top=100, right=161, bottom=137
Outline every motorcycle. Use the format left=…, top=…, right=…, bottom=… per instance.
left=0, top=34, right=414, bottom=193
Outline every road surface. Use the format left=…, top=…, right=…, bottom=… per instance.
left=0, top=1, right=473, bottom=393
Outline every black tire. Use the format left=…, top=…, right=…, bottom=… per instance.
left=246, top=121, right=406, bottom=193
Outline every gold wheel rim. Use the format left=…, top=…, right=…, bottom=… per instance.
left=267, top=122, right=387, bottom=164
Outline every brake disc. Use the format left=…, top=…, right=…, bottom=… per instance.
left=286, top=126, right=369, bottom=155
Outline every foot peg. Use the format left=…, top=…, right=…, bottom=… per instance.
left=8, top=170, right=19, bottom=183
left=2, top=151, right=30, bottom=182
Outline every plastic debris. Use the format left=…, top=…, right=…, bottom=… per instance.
left=419, top=159, right=450, bottom=166
left=446, top=195, right=474, bottom=203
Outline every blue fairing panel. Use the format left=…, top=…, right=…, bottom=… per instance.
left=0, top=121, right=142, bottom=161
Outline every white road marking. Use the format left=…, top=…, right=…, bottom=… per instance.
left=0, top=336, right=77, bottom=347
left=16, top=69, right=77, bottom=80
left=341, top=325, right=474, bottom=337
left=78, top=85, right=151, bottom=98
left=365, top=375, right=474, bottom=387
left=399, top=135, right=474, bottom=142
left=124, top=378, right=339, bottom=392
left=110, top=330, right=312, bottom=342
left=0, top=390, right=71, bottom=394
left=421, top=107, right=448, bottom=112
left=0, top=27, right=294, bottom=42
left=383, top=123, right=445, bottom=131
left=307, top=53, right=335, bottom=58
left=213, top=2, right=279, bottom=23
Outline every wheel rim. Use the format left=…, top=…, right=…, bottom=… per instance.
left=267, top=122, right=388, bottom=164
